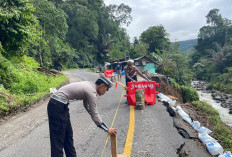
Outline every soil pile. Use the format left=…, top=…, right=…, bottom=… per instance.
left=149, top=74, right=183, bottom=103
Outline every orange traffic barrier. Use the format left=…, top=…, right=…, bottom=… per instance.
left=124, top=81, right=159, bottom=106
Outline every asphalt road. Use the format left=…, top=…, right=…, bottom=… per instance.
left=0, top=70, right=211, bottom=157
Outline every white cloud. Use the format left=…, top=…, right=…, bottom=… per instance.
left=104, top=0, right=232, bottom=42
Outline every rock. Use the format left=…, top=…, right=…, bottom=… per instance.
left=229, top=106, right=232, bottom=110
left=214, top=94, right=222, bottom=101
left=225, top=94, right=230, bottom=99
left=211, top=93, right=216, bottom=98
left=227, top=103, right=231, bottom=108
left=226, top=98, right=232, bottom=104
left=211, top=89, right=216, bottom=93
left=221, top=103, right=228, bottom=108
left=221, top=95, right=227, bottom=101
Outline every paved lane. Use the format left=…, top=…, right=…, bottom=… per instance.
left=0, top=70, right=211, bottom=157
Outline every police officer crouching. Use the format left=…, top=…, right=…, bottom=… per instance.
left=47, top=74, right=117, bottom=157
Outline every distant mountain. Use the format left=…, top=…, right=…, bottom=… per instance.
left=178, top=39, right=197, bottom=53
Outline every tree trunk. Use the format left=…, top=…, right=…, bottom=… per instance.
left=38, top=40, right=43, bottom=67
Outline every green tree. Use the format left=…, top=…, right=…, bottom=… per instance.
left=140, top=25, right=170, bottom=54
left=206, top=8, right=224, bottom=27
left=192, top=9, right=232, bottom=80
left=48, top=0, right=64, bottom=8
left=0, top=42, right=3, bottom=53
left=96, top=3, right=132, bottom=62
left=61, top=0, right=132, bottom=64
left=29, top=0, right=79, bottom=69
left=108, top=28, right=131, bottom=60
left=32, top=0, right=68, bottom=40
left=61, top=1, right=99, bottom=67
left=132, top=43, right=149, bottom=58
left=170, top=53, right=193, bottom=85
left=192, top=63, right=205, bottom=79
left=154, top=42, right=193, bottom=85
left=107, top=3, right=132, bottom=26
left=0, top=0, right=40, bottom=57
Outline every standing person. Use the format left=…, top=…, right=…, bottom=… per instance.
left=98, top=64, right=102, bottom=73
left=104, top=62, right=108, bottom=70
left=115, top=60, right=122, bottom=81
left=47, top=74, right=117, bottom=157
left=124, top=59, right=150, bottom=86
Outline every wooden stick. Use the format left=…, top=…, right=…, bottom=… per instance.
left=110, top=134, right=117, bottom=157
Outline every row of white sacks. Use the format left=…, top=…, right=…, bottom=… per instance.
left=157, top=93, right=231, bottom=157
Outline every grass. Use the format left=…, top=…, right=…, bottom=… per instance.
left=0, top=74, right=67, bottom=117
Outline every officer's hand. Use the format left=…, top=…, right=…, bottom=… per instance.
left=132, top=80, right=137, bottom=83
left=107, top=128, right=117, bottom=135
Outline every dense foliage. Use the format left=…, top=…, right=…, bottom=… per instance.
left=0, top=0, right=133, bottom=115
left=0, top=0, right=40, bottom=57
left=0, top=55, right=66, bottom=116
left=190, top=9, right=232, bottom=93
left=59, top=0, right=132, bottom=67
left=0, top=0, right=132, bottom=70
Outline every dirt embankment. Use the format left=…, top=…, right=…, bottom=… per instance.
left=150, top=74, right=183, bottom=103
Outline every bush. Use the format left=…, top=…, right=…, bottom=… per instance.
left=180, top=85, right=199, bottom=103
left=208, top=69, right=232, bottom=94
left=0, top=55, right=67, bottom=116
left=0, top=56, right=18, bottom=89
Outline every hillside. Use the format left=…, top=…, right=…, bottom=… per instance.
left=178, top=39, right=197, bottom=53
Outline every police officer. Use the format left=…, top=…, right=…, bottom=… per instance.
left=47, top=74, right=116, bottom=157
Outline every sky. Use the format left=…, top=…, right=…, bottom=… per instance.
left=104, top=0, right=232, bottom=42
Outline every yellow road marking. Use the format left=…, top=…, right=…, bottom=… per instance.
left=100, top=90, right=125, bottom=157
left=100, top=85, right=135, bottom=157
left=123, top=105, right=135, bottom=157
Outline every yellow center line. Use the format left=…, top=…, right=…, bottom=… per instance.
left=100, top=81, right=135, bottom=157
left=100, top=89, right=125, bottom=157
left=123, top=105, right=135, bottom=157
